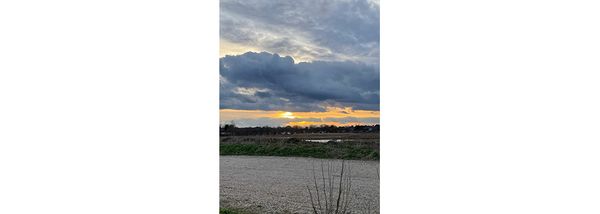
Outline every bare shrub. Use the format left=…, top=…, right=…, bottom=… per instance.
left=306, top=160, right=353, bottom=214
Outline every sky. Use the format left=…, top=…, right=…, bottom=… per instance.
left=220, top=0, right=379, bottom=127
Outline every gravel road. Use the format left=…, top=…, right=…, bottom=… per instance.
left=220, top=156, right=379, bottom=213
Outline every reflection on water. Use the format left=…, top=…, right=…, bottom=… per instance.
left=304, top=139, right=342, bottom=143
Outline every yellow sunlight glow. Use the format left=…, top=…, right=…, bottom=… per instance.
left=280, top=112, right=296, bottom=119
left=220, top=107, right=379, bottom=127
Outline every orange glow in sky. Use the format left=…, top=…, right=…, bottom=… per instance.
left=220, top=107, right=379, bottom=127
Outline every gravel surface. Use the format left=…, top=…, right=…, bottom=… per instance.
left=220, top=156, right=379, bottom=213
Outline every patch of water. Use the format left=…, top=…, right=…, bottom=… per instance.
left=304, top=139, right=342, bottom=143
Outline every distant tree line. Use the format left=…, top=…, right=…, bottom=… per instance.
left=219, top=124, right=380, bottom=136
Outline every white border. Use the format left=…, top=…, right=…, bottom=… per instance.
left=385, top=0, right=600, bottom=213
left=1, top=0, right=218, bottom=213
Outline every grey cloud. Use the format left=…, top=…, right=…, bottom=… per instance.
left=327, top=117, right=379, bottom=124
left=221, top=0, right=379, bottom=63
left=220, top=52, right=379, bottom=112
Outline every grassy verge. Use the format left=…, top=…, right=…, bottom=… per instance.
left=220, top=138, right=379, bottom=160
left=219, top=208, right=246, bottom=214
left=219, top=208, right=239, bottom=214
left=219, top=206, right=263, bottom=214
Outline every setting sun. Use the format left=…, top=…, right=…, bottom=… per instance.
left=220, top=108, right=379, bottom=127
left=280, top=112, right=295, bottom=119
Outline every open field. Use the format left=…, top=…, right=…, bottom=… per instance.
left=220, top=156, right=379, bottom=214
left=220, top=133, right=379, bottom=160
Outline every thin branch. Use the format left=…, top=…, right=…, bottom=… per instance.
left=321, top=162, right=328, bottom=213
left=335, top=160, right=345, bottom=214
left=307, top=185, right=318, bottom=214
left=312, top=163, right=323, bottom=212
left=328, top=162, right=334, bottom=213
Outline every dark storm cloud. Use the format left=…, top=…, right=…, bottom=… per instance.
left=220, top=0, right=379, bottom=63
left=220, top=52, right=379, bottom=111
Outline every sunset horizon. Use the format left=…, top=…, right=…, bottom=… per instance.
left=220, top=0, right=379, bottom=127
left=220, top=107, right=380, bottom=127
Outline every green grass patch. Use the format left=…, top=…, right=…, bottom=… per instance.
left=220, top=140, right=379, bottom=160
left=219, top=207, right=244, bottom=214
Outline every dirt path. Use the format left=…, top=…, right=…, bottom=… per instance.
left=220, top=156, right=379, bottom=213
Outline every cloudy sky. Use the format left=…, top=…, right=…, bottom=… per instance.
left=220, top=0, right=379, bottom=127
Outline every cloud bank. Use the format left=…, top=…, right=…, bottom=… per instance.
left=220, top=52, right=379, bottom=112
